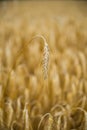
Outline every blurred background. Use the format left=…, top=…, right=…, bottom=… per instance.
left=0, top=0, right=87, bottom=18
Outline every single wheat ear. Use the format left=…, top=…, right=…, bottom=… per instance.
left=30, top=35, right=49, bottom=80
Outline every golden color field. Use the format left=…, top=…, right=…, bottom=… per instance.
left=0, top=1, right=87, bottom=130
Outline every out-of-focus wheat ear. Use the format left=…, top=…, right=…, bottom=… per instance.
left=38, top=113, right=53, bottom=130
left=0, top=85, right=3, bottom=105
left=75, top=107, right=87, bottom=130
left=5, top=99, right=14, bottom=128
left=0, top=108, right=4, bottom=127
left=63, top=115, right=67, bottom=130
left=57, top=115, right=62, bottom=130
left=0, top=49, right=3, bottom=85
left=16, top=96, right=22, bottom=119
left=22, top=103, right=33, bottom=130
left=84, top=111, right=87, bottom=130
left=78, top=51, right=86, bottom=77
left=11, top=120, right=22, bottom=130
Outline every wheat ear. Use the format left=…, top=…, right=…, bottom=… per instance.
left=22, top=103, right=33, bottom=130
left=5, top=99, right=13, bottom=128
left=29, top=35, right=49, bottom=79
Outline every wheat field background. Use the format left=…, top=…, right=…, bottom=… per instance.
left=0, top=1, right=87, bottom=130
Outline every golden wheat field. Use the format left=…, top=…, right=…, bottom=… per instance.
left=0, top=1, right=87, bottom=130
